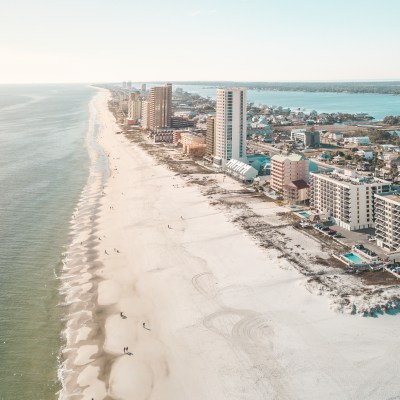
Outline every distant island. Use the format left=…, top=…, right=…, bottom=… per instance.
left=166, top=81, right=400, bottom=95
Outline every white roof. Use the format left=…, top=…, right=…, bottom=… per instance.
left=226, top=159, right=257, bottom=178
left=291, top=128, right=307, bottom=134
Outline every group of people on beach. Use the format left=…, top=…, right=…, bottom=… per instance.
left=167, top=216, right=183, bottom=230
left=104, top=247, right=120, bottom=255
left=119, top=312, right=151, bottom=355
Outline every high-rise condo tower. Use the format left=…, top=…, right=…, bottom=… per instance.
left=214, top=87, right=247, bottom=166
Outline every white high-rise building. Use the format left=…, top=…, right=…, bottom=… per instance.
left=374, top=191, right=400, bottom=251
left=310, top=169, right=391, bottom=231
left=214, top=88, right=247, bottom=167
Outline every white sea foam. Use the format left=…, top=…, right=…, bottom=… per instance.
left=58, top=90, right=110, bottom=399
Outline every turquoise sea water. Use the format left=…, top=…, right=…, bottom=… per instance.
left=0, top=85, right=96, bottom=399
left=139, top=83, right=400, bottom=121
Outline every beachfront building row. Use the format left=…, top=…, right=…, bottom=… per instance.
left=270, top=154, right=310, bottom=204
left=374, top=191, right=400, bottom=251
left=309, top=169, right=391, bottom=231
left=213, top=88, right=247, bottom=167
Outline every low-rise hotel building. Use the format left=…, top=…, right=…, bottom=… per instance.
left=225, top=159, right=258, bottom=182
left=310, top=169, right=391, bottom=231
left=374, top=191, right=400, bottom=251
left=344, top=136, right=370, bottom=146
left=171, top=116, right=195, bottom=129
left=283, top=180, right=310, bottom=204
left=180, top=131, right=206, bottom=156
left=291, top=129, right=320, bottom=148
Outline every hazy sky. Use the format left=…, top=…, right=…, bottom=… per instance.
left=1, top=0, right=400, bottom=83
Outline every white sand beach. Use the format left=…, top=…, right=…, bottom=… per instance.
left=60, top=89, right=400, bottom=400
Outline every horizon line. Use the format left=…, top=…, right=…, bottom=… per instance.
left=1, top=79, right=400, bottom=85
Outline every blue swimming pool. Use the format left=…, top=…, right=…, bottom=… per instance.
left=298, top=211, right=310, bottom=218
left=343, top=253, right=364, bottom=264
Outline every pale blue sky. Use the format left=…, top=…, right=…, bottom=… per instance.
left=1, top=0, right=399, bottom=83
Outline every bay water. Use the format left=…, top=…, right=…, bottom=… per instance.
left=142, top=83, right=400, bottom=120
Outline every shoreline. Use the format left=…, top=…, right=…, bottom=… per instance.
left=60, top=89, right=400, bottom=399
left=59, top=90, right=110, bottom=398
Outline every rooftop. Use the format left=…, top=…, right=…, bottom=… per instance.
left=375, top=191, right=400, bottom=203
left=226, top=159, right=257, bottom=175
left=292, top=179, right=309, bottom=190
left=311, top=169, right=391, bottom=186
left=272, top=154, right=305, bottom=162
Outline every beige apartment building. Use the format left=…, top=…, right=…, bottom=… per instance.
left=127, top=91, right=141, bottom=123
left=206, top=115, right=216, bottom=157
left=180, top=131, right=206, bottom=156
left=270, top=154, right=309, bottom=203
left=141, top=100, right=150, bottom=129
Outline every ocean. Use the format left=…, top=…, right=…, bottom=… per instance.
left=141, top=83, right=400, bottom=120
left=0, top=85, right=97, bottom=399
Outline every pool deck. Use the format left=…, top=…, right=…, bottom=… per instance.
left=332, top=226, right=387, bottom=260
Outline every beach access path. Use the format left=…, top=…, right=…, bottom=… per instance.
left=73, top=89, right=400, bottom=400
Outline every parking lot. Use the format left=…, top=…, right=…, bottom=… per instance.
left=323, top=225, right=388, bottom=259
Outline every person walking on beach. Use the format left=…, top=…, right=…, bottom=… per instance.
left=143, top=322, right=150, bottom=331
